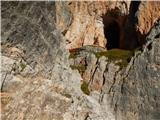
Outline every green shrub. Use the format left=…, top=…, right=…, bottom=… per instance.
left=81, top=81, right=90, bottom=95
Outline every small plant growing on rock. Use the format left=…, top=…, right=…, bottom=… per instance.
left=20, top=62, right=26, bottom=71
left=81, top=81, right=90, bottom=95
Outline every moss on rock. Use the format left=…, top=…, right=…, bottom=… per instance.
left=81, top=81, right=90, bottom=95
left=20, top=62, right=26, bottom=71
left=70, top=65, right=86, bottom=74
left=94, top=49, right=134, bottom=68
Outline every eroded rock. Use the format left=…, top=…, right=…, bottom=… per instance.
left=1, top=1, right=160, bottom=120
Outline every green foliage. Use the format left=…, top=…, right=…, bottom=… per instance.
left=70, top=65, right=86, bottom=74
left=81, top=81, right=90, bottom=95
left=94, top=49, right=134, bottom=68
left=20, top=62, right=26, bottom=71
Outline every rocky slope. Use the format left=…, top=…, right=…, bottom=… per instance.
left=1, top=1, right=160, bottom=120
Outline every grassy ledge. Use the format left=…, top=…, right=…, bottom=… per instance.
left=94, top=49, right=134, bottom=69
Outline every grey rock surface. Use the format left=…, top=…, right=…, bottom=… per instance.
left=1, top=2, right=82, bottom=120
left=1, top=1, right=160, bottom=120
left=69, top=20, right=160, bottom=120
left=101, top=21, right=160, bottom=120
left=1, top=1, right=61, bottom=77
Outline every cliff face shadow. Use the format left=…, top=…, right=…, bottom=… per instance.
left=102, top=9, right=124, bottom=50
left=102, top=1, right=144, bottom=50
left=103, top=20, right=120, bottom=50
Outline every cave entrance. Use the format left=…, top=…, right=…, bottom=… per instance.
left=102, top=16, right=120, bottom=50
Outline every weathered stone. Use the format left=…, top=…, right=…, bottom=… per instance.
left=89, top=56, right=107, bottom=91
left=58, top=1, right=131, bottom=49
left=136, top=2, right=160, bottom=36
left=2, top=1, right=60, bottom=77
left=1, top=2, right=82, bottom=120
left=101, top=20, right=160, bottom=120
left=1, top=1, right=160, bottom=120
left=56, top=1, right=160, bottom=50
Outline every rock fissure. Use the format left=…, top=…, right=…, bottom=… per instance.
left=108, top=69, right=119, bottom=93
left=88, top=60, right=98, bottom=86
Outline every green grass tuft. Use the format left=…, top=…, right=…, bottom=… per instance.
left=20, top=62, right=26, bottom=71
left=81, top=81, right=90, bottom=95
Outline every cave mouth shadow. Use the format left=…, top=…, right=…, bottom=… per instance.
left=102, top=2, right=142, bottom=50
left=104, top=20, right=120, bottom=50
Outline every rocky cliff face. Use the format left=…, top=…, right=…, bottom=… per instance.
left=69, top=20, right=160, bottom=120
left=1, top=2, right=82, bottom=119
left=56, top=1, right=160, bottom=50
left=56, top=1, right=130, bottom=49
left=1, top=1, right=160, bottom=120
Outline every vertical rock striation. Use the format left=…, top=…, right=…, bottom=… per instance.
left=1, top=1, right=160, bottom=120
left=69, top=20, right=160, bottom=120
left=56, top=1, right=160, bottom=50
left=1, top=2, right=82, bottom=119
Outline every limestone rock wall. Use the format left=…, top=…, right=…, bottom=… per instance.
left=136, top=1, right=160, bottom=35
left=69, top=20, right=160, bottom=120
left=1, top=2, right=82, bottom=119
left=56, top=1, right=131, bottom=49
left=1, top=1, right=160, bottom=120
left=56, top=1, right=160, bottom=50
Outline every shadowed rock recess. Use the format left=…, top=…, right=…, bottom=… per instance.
left=1, top=1, right=160, bottom=120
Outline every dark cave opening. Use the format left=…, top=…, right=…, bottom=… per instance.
left=102, top=2, right=142, bottom=50
left=103, top=19, right=120, bottom=50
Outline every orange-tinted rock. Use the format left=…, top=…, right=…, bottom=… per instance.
left=56, top=1, right=160, bottom=50
left=56, top=1, right=131, bottom=49
left=136, top=1, right=160, bottom=35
